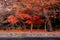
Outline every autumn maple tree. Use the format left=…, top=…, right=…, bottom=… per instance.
left=0, top=0, right=60, bottom=32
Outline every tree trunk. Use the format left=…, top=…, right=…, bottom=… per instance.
left=31, top=15, right=34, bottom=32
left=43, top=8, right=53, bottom=32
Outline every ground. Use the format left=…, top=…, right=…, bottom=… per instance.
left=0, top=29, right=60, bottom=34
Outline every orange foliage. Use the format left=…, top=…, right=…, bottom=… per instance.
left=25, top=20, right=32, bottom=24
left=7, top=15, right=19, bottom=25
left=5, top=11, right=45, bottom=26
left=26, top=4, right=32, bottom=9
left=6, top=0, right=45, bottom=25
left=17, top=10, right=45, bottom=25
left=17, top=11, right=32, bottom=20
left=25, top=0, right=40, bottom=3
left=24, top=15, right=45, bottom=25
left=33, top=6, right=42, bottom=11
